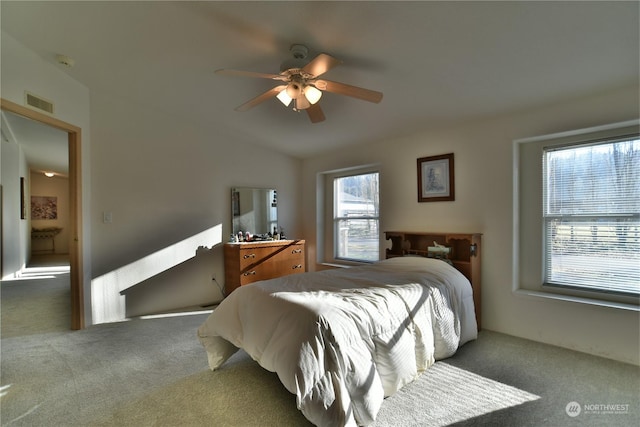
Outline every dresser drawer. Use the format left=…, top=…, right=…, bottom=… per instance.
left=237, top=244, right=300, bottom=270
left=224, top=240, right=306, bottom=294
left=239, top=243, right=304, bottom=282
left=239, top=261, right=305, bottom=284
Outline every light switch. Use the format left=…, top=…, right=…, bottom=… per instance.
left=103, top=211, right=112, bottom=224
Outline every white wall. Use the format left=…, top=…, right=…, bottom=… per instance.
left=301, top=85, right=640, bottom=365
left=1, top=32, right=91, bottom=308
left=88, top=79, right=302, bottom=323
left=0, top=135, right=29, bottom=278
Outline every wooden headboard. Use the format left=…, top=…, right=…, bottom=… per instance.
left=385, top=231, right=482, bottom=330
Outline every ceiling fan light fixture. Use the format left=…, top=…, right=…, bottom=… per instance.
left=294, top=96, right=311, bottom=111
left=217, top=47, right=381, bottom=123
left=304, top=85, right=322, bottom=104
left=276, top=89, right=292, bottom=107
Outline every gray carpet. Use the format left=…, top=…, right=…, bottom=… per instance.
left=1, top=265, right=639, bottom=427
left=372, top=361, right=538, bottom=426
left=0, top=267, right=70, bottom=338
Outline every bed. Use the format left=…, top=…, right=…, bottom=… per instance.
left=197, top=231, right=481, bottom=427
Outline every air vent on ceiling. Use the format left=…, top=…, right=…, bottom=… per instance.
left=25, top=92, right=54, bottom=114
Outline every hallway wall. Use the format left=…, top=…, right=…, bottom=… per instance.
left=29, top=172, right=70, bottom=255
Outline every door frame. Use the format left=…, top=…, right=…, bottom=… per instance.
left=1, top=98, right=84, bottom=330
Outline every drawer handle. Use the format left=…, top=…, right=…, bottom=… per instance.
left=292, top=249, right=302, bottom=254
left=243, top=253, right=256, bottom=259
left=243, top=270, right=256, bottom=276
left=292, top=264, right=303, bottom=269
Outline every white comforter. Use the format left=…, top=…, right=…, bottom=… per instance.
left=197, top=257, right=477, bottom=426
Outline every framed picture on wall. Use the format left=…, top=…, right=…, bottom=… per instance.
left=417, top=153, right=455, bottom=202
left=20, top=177, right=26, bottom=219
left=31, top=195, right=58, bottom=220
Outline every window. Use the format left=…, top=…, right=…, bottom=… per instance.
left=515, top=120, right=640, bottom=308
left=543, top=137, right=640, bottom=296
left=333, top=172, right=379, bottom=262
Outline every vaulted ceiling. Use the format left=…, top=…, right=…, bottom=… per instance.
left=2, top=1, right=638, bottom=169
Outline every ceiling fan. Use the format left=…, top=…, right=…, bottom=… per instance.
left=216, top=44, right=383, bottom=123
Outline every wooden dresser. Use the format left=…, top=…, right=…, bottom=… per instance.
left=223, top=239, right=306, bottom=295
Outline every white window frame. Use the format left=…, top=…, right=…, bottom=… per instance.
left=333, top=171, right=380, bottom=263
left=542, top=138, right=639, bottom=296
left=317, top=165, right=381, bottom=266
left=513, top=120, right=640, bottom=310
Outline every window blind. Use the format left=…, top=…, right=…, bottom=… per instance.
left=333, top=172, right=380, bottom=262
left=542, top=136, right=640, bottom=296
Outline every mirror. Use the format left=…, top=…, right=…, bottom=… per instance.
left=232, top=187, right=278, bottom=238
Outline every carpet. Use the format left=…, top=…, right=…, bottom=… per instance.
left=91, top=349, right=540, bottom=427
left=2, top=290, right=635, bottom=427
left=373, top=362, right=540, bottom=426
left=0, top=268, right=71, bottom=338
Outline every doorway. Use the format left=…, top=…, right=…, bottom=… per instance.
left=1, top=98, right=84, bottom=330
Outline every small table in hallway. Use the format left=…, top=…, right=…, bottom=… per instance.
left=31, top=227, right=62, bottom=254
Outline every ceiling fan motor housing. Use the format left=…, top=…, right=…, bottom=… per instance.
left=285, top=75, right=303, bottom=98
left=290, top=44, right=308, bottom=59
left=280, top=44, right=310, bottom=72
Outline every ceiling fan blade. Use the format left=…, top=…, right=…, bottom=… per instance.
left=235, top=85, right=287, bottom=112
left=302, top=53, right=342, bottom=78
left=216, top=69, right=286, bottom=81
left=315, top=79, right=383, bottom=103
left=306, top=103, right=326, bottom=123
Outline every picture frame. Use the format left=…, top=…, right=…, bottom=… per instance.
left=20, top=177, right=26, bottom=219
left=417, top=153, right=455, bottom=202
left=31, top=195, right=58, bottom=220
